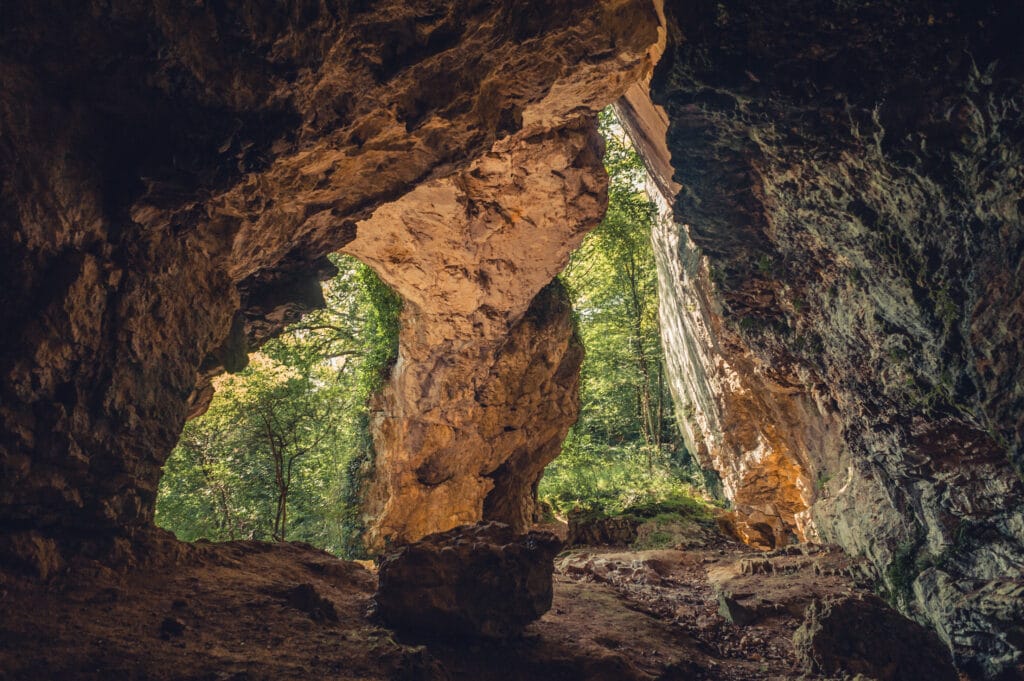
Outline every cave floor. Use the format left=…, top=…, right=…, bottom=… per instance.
left=0, top=529, right=882, bottom=681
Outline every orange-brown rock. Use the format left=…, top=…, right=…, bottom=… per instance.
left=0, top=0, right=661, bottom=565
left=345, top=122, right=603, bottom=549
left=334, top=9, right=663, bottom=550
left=358, top=277, right=584, bottom=551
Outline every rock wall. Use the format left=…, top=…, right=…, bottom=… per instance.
left=630, top=1, right=1024, bottom=676
left=0, top=0, right=660, bottom=570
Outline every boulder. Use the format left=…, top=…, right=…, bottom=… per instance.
left=566, top=511, right=641, bottom=547
left=374, top=522, right=562, bottom=639
left=793, top=594, right=957, bottom=681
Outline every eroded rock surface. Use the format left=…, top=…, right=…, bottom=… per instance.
left=344, top=11, right=663, bottom=548
left=0, top=0, right=661, bottom=566
left=555, top=531, right=928, bottom=680
left=374, top=522, right=562, bottom=639
left=794, top=593, right=958, bottom=681
left=624, top=1, right=1024, bottom=675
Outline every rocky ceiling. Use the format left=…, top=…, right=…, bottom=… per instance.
left=0, top=0, right=660, bottom=553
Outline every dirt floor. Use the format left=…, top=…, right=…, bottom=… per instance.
left=0, top=524, right=887, bottom=681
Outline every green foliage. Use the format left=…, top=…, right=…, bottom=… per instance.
left=559, top=109, right=672, bottom=448
left=356, top=266, right=403, bottom=394
left=623, top=494, right=716, bottom=523
left=638, top=530, right=674, bottom=549
left=540, top=108, right=711, bottom=521
left=155, top=255, right=401, bottom=557
left=541, top=434, right=704, bottom=517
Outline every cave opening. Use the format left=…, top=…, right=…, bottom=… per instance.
left=153, top=107, right=718, bottom=561
left=3, top=1, right=1023, bottom=678
left=155, top=255, right=399, bottom=557
left=537, top=108, right=721, bottom=543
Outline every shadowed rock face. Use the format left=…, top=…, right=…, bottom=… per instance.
left=629, top=0, right=1024, bottom=675
left=794, top=593, right=958, bottom=681
left=374, top=521, right=562, bottom=639
left=0, top=0, right=661, bottom=568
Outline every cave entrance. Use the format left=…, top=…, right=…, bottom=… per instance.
left=153, top=108, right=716, bottom=560
left=154, top=256, right=400, bottom=558
left=536, top=109, right=717, bottom=544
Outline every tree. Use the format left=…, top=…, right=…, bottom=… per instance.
left=155, top=255, right=401, bottom=556
left=562, top=109, right=672, bottom=450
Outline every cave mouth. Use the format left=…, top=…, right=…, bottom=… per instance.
left=155, top=254, right=398, bottom=558
left=536, top=108, right=716, bottom=527
left=153, top=108, right=720, bottom=560
left=5, top=1, right=1022, bottom=677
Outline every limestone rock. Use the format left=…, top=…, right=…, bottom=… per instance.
left=0, top=0, right=660, bottom=551
left=628, top=1, right=1024, bottom=673
left=361, top=274, right=585, bottom=552
left=373, top=522, right=562, bottom=639
left=793, top=594, right=957, bottom=681
left=556, top=550, right=682, bottom=587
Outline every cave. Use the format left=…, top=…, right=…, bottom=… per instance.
left=1, top=1, right=1022, bottom=679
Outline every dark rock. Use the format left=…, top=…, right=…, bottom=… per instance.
left=628, top=1, right=1024, bottom=674
left=158, top=617, right=185, bottom=639
left=793, top=594, right=957, bottom=681
left=716, top=590, right=789, bottom=626
left=567, top=511, right=641, bottom=547
left=374, top=522, right=562, bottom=639
left=280, top=583, right=338, bottom=623
left=716, top=591, right=757, bottom=626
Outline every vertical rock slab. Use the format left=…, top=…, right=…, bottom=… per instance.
left=639, top=0, right=1024, bottom=675
left=616, top=84, right=835, bottom=551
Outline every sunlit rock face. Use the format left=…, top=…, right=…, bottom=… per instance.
left=617, top=85, right=837, bottom=552
left=0, top=0, right=661, bottom=569
left=343, top=117, right=605, bottom=553
left=630, top=1, right=1024, bottom=676
left=342, top=8, right=664, bottom=551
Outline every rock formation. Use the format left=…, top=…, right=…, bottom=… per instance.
left=0, top=0, right=661, bottom=570
left=793, top=593, right=958, bottom=681
left=616, top=1, right=1024, bottom=675
left=3, top=1, right=1024, bottom=678
left=343, top=122, right=603, bottom=549
left=333, top=1, right=663, bottom=553
left=374, top=521, right=562, bottom=638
